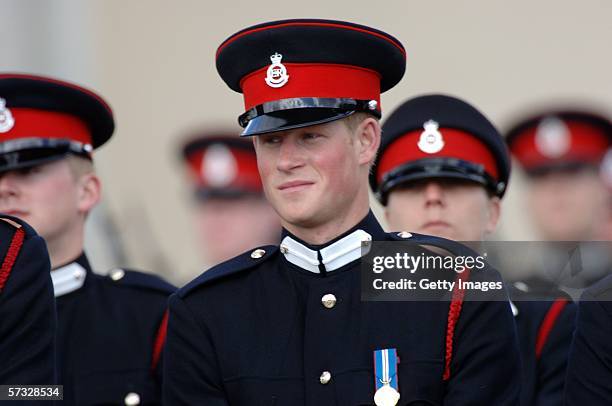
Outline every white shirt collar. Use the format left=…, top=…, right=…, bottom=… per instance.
left=51, top=262, right=87, bottom=297
left=280, top=229, right=372, bottom=274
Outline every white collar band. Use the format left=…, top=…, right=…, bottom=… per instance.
left=51, top=262, right=87, bottom=297
left=280, top=229, right=372, bottom=274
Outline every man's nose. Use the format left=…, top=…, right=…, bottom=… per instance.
left=276, top=137, right=304, bottom=172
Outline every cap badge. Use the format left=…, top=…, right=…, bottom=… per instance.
left=535, top=116, right=570, bottom=158
left=417, top=120, right=444, bottom=154
left=0, top=98, right=15, bottom=133
left=265, top=53, right=289, bottom=88
left=202, top=143, right=238, bottom=187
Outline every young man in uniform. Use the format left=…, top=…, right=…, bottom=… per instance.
left=164, top=20, right=520, bottom=405
left=180, top=131, right=279, bottom=265
left=0, top=214, right=55, bottom=386
left=371, top=94, right=576, bottom=405
left=0, top=74, right=174, bottom=405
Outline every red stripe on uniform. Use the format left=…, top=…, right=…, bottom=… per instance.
left=535, top=298, right=569, bottom=359
left=240, top=63, right=381, bottom=111
left=151, top=309, right=170, bottom=373
left=0, top=228, right=25, bottom=293
left=0, top=108, right=93, bottom=146
left=443, top=268, right=471, bottom=381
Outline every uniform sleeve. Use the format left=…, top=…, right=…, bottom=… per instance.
left=564, top=292, right=612, bottom=405
left=0, top=233, right=56, bottom=385
left=444, top=272, right=521, bottom=405
left=162, top=293, right=229, bottom=405
left=535, top=301, right=576, bottom=406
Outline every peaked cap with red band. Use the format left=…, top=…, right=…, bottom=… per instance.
left=216, top=19, right=406, bottom=136
left=181, top=132, right=263, bottom=200
left=505, top=109, right=612, bottom=175
left=371, top=94, right=511, bottom=205
left=0, top=73, right=114, bottom=172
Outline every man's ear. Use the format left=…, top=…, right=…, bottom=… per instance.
left=484, top=196, right=501, bottom=235
left=355, top=117, right=381, bottom=166
left=76, top=173, right=101, bottom=215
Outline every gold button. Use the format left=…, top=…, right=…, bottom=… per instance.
left=321, top=294, right=337, bottom=309
left=124, top=392, right=140, bottom=405
left=250, top=248, right=266, bottom=259
left=397, top=231, right=412, bottom=239
left=280, top=245, right=289, bottom=254
left=110, top=269, right=125, bottom=281
left=319, top=370, right=332, bottom=385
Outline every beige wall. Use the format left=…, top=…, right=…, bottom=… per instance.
left=2, top=0, right=611, bottom=284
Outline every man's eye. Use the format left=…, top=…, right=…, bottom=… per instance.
left=262, top=136, right=282, bottom=144
left=303, top=133, right=321, bottom=141
left=18, top=166, right=40, bottom=176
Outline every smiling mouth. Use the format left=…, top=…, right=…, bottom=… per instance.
left=277, top=181, right=314, bottom=191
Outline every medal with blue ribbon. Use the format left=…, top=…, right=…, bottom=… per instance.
left=373, top=348, right=400, bottom=406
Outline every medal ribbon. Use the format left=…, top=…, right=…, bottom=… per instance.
left=374, top=348, right=399, bottom=391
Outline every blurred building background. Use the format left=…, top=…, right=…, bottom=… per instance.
left=1, top=0, right=611, bottom=285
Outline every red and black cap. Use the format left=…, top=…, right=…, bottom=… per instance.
left=0, top=73, right=114, bottom=173
left=505, top=109, right=612, bottom=175
left=216, top=19, right=406, bottom=136
left=371, top=94, right=511, bottom=205
left=181, top=131, right=262, bottom=200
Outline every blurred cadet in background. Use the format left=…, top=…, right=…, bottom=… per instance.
left=180, top=131, right=280, bottom=265
left=372, top=94, right=576, bottom=406
left=0, top=215, right=56, bottom=386
left=0, top=73, right=174, bottom=405
left=506, top=109, right=612, bottom=288
left=506, top=109, right=612, bottom=242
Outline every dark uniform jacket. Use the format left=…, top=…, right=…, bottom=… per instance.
left=53, top=253, right=175, bottom=405
left=0, top=215, right=55, bottom=386
left=510, top=286, right=576, bottom=406
left=564, top=274, right=612, bottom=405
left=163, top=212, right=521, bottom=405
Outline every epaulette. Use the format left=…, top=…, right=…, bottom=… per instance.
left=386, top=231, right=481, bottom=258
left=0, top=214, right=37, bottom=237
left=179, top=245, right=278, bottom=298
left=582, top=274, right=612, bottom=301
left=104, top=268, right=176, bottom=295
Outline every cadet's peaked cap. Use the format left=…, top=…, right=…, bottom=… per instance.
left=0, top=73, right=114, bottom=172
left=181, top=132, right=262, bottom=199
left=505, top=109, right=612, bottom=175
left=216, top=19, right=406, bottom=136
left=371, top=94, right=510, bottom=205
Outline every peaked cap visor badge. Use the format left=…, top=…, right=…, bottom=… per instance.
left=0, top=73, right=114, bottom=172
left=505, top=110, right=612, bottom=175
left=215, top=19, right=406, bottom=136
left=371, top=94, right=511, bottom=205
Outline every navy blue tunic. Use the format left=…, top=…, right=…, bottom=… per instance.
left=0, top=215, right=55, bottom=387
left=565, top=274, right=612, bottom=405
left=163, top=212, right=521, bottom=405
left=55, top=253, right=174, bottom=405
